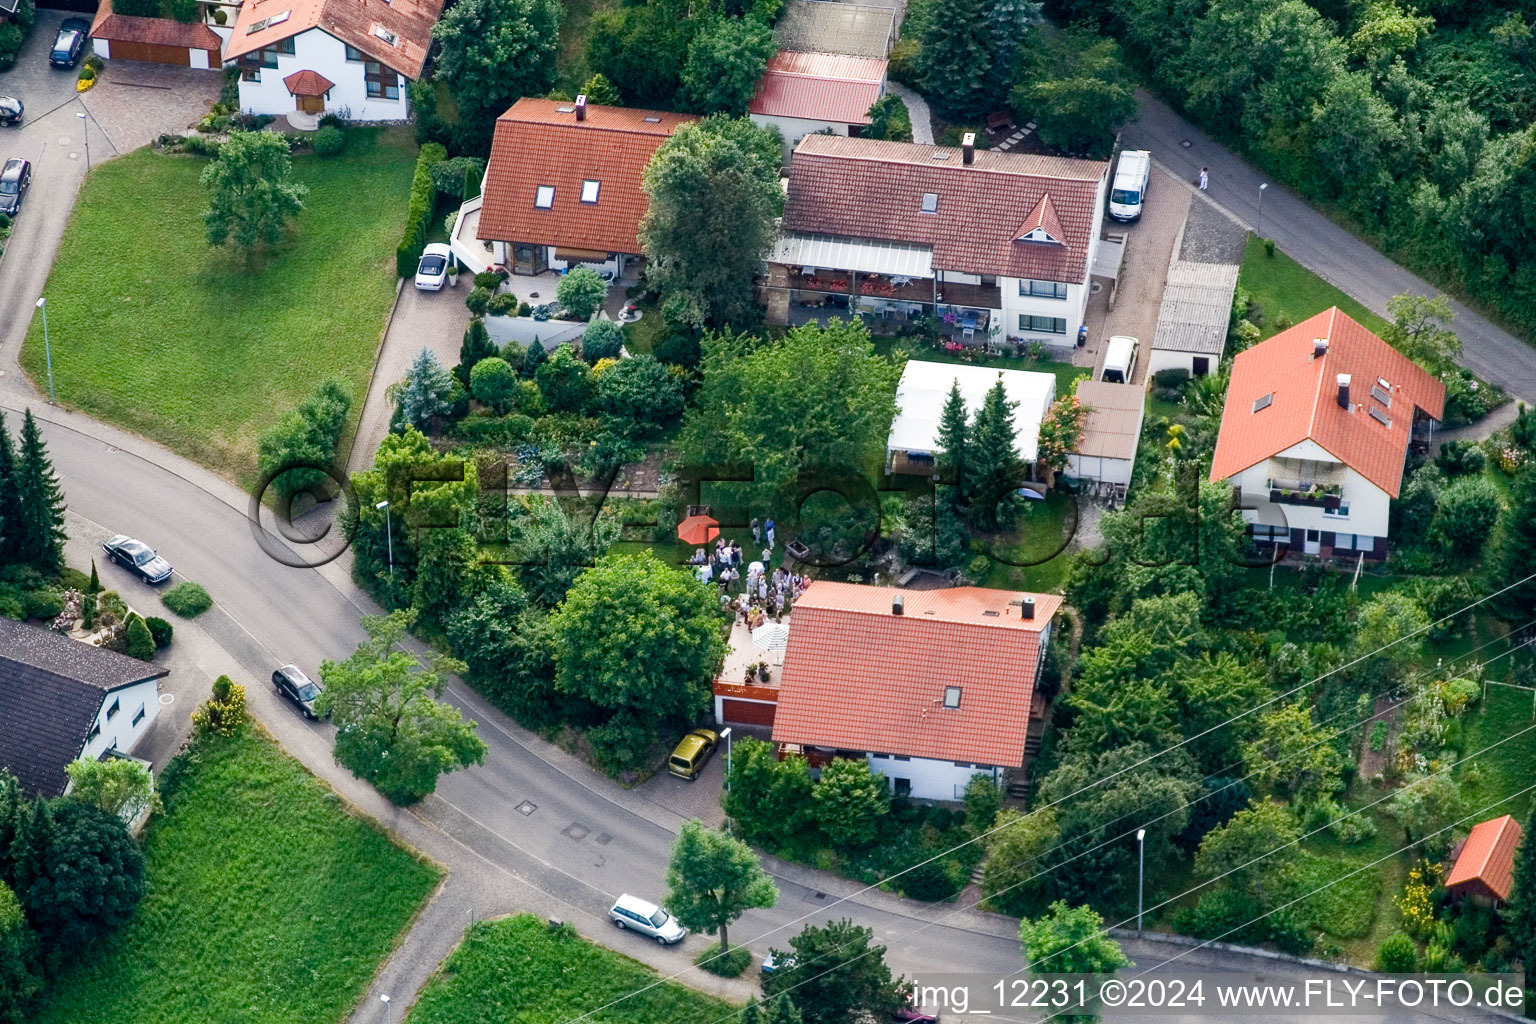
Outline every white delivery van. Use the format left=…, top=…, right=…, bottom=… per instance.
left=1108, top=150, right=1150, bottom=222
left=1102, top=336, right=1139, bottom=384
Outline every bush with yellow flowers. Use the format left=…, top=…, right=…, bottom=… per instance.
left=191, top=674, right=247, bottom=737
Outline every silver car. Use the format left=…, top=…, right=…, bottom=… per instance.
left=609, top=893, right=686, bottom=944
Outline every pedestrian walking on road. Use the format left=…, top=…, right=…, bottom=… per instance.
left=1198, top=167, right=1208, bottom=191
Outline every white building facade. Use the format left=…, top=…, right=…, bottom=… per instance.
left=1230, top=439, right=1392, bottom=557
left=80, top=678, right=162, bottom=763
left=867, top=753, right=1000, bottom=802
left=231, top=27, right=408, bottom=121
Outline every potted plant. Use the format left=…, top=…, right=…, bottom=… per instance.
left=447, top=263, right=459, bottom=288
left=759, top=663, right=772, bottom=683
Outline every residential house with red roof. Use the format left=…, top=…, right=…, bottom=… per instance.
left=223, top=0, right=443, bottom=125
left=723, top=581, right=1060, bottom=801
left=765, top=133, right=1109, bottom=349
left=748, top=50, right=887, bottom=163
left=1209, top=308, right=1446, bottom=559
left=451, top=96, right=696, bottom=279
left=1446, top=814, right=1523, bottom=906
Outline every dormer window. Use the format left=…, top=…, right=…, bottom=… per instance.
left=535, top=185, right=554, bottom=209
left=920, top=192, right=938, bottom=214
left=1017, top=227, right=1061, bottom=244
left=581, top=180, right=600, bottom=204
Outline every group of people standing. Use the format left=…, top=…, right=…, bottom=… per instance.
left=688, top=519, right=806, bottom=619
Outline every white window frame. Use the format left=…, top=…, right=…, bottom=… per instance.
left=580, top=179, right=600, bottom=203
left=534, top=185, right=555, bottom=209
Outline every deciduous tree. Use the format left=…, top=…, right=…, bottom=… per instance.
left=1386, top=773, right=1463, bottom=857
left=12, top=799, right=144, bottom=954
left=811, top=757, right=889, bottom=848
left=1019, top=901, right=1130, bottom=989
left=316, top=609, right=487, bottom=804
left=981, top=807, right=1060, bottom=915
left=640, top=116, right=782, bottom=329
left=1243, top=702, right=1346, bottom=803
left=1195, top=799, right=1301, bottom=902
left=0, top=881, right=40, bottom=1024
left=432, top=0, right=562, bottom=151
left=201, top=130, right=308, bottom=252
left=1011, top=28, right=1138, bottom=158
left=763, top=919, right=908, bottom=1024
left=556, top=266, right=609, bottom=321
left=64, top=758, right=157, bottom=823
left=724, top=737, right=815, bottom=847
left=1382, top=293, right=1463, bottom=375
left=681, top=16, right=778, bottom=116
left=664, top=819, right=778, bottom=951
left=256, top=378, right=352, bottom=500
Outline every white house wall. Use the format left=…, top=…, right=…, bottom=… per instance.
left=79, top=679, right=161, bottom=763
left=1146, top=348, right=1196, bottom=377
left=232, top=27, right=409, bottom=120
left=1232, top=460, right=1392, bottom=541
left=1066, top=453, right=1132, bottom=486
left=868, top=753, right=999, bottom=802
left=752, top=113, right=852, bottom=164
left=1002, top=277, right=1086, bottom=350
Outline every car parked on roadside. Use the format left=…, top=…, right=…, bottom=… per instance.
left=272, top=665, right=327, bottom=719
left=49, top=18, right=90, bottom=68
left=894, top=999, right=941, bottom=1023
left=760, top=950, right=796, bottom=977
left=102, top=534, right=173, bottom=584
left=0, top=97, right=22, bottom=127
left=667, top=728, right=718, bottom=780
left=414, top=243, right=452, bottom=291
left=0, top=158, right=30, bottom=216
left=609, top=893, right=686, bottom=944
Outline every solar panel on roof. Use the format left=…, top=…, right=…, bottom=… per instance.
left=1253, top=393, right=1273, bottom=412
left=1369, top=406, right=1392, bottom=427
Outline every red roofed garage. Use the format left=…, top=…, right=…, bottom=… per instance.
left=91, top=0, right=223, bottom=67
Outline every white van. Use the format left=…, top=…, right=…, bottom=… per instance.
left=609, top=893, right=687, bottom=944
left=1102, top=336, right=1139, bottom=384
left=1108, top=150, right=1150, bottom=222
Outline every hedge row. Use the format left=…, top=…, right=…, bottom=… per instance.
left=395, top=142, right=447, bottom=277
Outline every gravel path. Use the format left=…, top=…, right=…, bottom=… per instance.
left=887, top=81, right=934, bottom=144
left=1178, top=193, right=1247, bottom=265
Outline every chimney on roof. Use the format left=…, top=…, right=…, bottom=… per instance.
left=892, top=594, right=904, bottom=616
left=1020, top=596, right=1034, bottom=620
left=961, top=132, right=975, bottom=165
left=1337, top=373, right=1352, bottom=409
left=575, top=95, right=587, bottom=121
left=1313, top=338, right=1328, bottom=359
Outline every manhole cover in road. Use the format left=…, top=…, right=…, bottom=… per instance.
left=562, top=823, right=591, bottom=841
left=595, top=833, right=613, bottom=845
left=1180, top=139, right=1193, bottom=148
left=802, top=891, right=829, bottom=903
left=516, top=800, right=537, bottom=816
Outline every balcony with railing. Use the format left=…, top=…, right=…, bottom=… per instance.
left=1267, top=477, right=1344, bottom=509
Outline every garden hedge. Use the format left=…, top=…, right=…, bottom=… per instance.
left=395, top=142, right=447, bottom=277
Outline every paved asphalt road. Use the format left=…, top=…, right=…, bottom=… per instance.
left=0, top=54, right=1525, bottom=1023
left=1124, top=90, right=1536, bottom=405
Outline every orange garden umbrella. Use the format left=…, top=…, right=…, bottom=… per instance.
left=677, top=514, right=720, bottom=546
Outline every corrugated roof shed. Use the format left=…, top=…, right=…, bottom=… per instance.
left=774, top=0, right=896, bottom=58
left=1151, top=261, right=1240, bottom=357
left=1073, top=380, right=1145, bottom=461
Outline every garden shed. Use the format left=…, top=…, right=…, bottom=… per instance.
left=1148, top=260, right=1239, bottom=378
left=90, top=0, right=223, bottom=67
left=1066, top=379, right=1144, bottom=492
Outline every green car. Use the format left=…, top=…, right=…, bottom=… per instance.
left=667, top=728, right=719, bottom=780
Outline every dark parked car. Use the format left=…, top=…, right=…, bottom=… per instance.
left=0, top=97, right=22, bottom=127
left=102, top=534, right=174, bottom=584
left=49, top=18, right=90, bottom=67
left=0, top=158, right=29, bottom=216
left=272, top=665, right=327, bottom=719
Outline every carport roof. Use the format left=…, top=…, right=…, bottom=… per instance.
left=91, top=0, right=222, bottom=48
left=774, top=0, right=896, bottom=58
left=1073, top=380, right=1145, bottom=461
left=1151, top=260, right=1240, bottom=356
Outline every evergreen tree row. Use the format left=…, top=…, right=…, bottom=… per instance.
left=0, top=410, right=67, bottom=576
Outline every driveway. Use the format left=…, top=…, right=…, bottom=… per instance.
left=347, top=281, right=470, bottom=472
left=1123, top=89, right=1536, bottom=403
left=1082, top=165, right=1190, bottom=385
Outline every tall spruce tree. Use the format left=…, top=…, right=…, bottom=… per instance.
left=1494, top=465, right=1536, bottom=621
left=1506, top=807, right=1536, bottom=968
left=916, top=0, right=994, bottom=120
left=935, top=380, right=970, bottom=502
left=14, top=411, right=66, bottom=575
left=456, top=316, right=498, bottom=387
left=965, top=376, right=1023, bottom=530
left=0, top=413, right=19, bottom=565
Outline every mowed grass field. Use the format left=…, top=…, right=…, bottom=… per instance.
left=406, top=914, right=737, bottom=1024
left=1237, top=236, right=1389, bottom=340
left=36, top=726, right=442, bottom=1024
left=21, top=127, right=417, bottom=479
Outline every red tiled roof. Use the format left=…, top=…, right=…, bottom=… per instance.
left=283, top=68, right=334, bottom=95
left=91, top=0, right=221, bottom=49
left=749, top=50, right=887, bottom=125
left=225, top=0, right=443, bottom=79
left=1018, top=193, right=1064, bottom=243
left=782, top=134, right=1108, bottom=282
left=771, top=582, right=1062, bottom=767
left=476, top=98, right=697, bottom=256
left=1209, top=308, right=1446, bottom=498
left=1446, top=814, right=1523, bottom=902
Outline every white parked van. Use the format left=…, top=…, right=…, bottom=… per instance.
left=1108, top=150, right=1150, bottom=222
left=609, top=893, right=688, bottom=944
left=1102, top=336, right=1139, bottom=384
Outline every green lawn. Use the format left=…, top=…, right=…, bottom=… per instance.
left=406, top=914, right=737, bottom=1024
left=22, top=127, right=418, bottom=479
left=977, top=491, right=1074, bottom=593
left=1237, top=236, right=1389, bottom=340
left=36, top=727, right=442, bottom=1024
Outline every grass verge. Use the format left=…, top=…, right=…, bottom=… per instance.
left=22, top=127, right=418, bottom=480
left=1237, top=236, right=1389, bottom=340
left=35, top=726, right=442, bottom=1024
left=406, top=914, right=736, bottom=1024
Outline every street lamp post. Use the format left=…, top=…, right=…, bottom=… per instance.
left=720, top=726, right=733, bottom=829
left=1136, top=828, right=1146, bottom=936
left=1256, top=182, right=1269, bottom=240
left=77, top=111, right=89, bottom=173
left=380, top=994, right=392, bottom=1024
left=376, top=500, right=394, bottom=576
left=35, top=298, right=55, bottom=404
